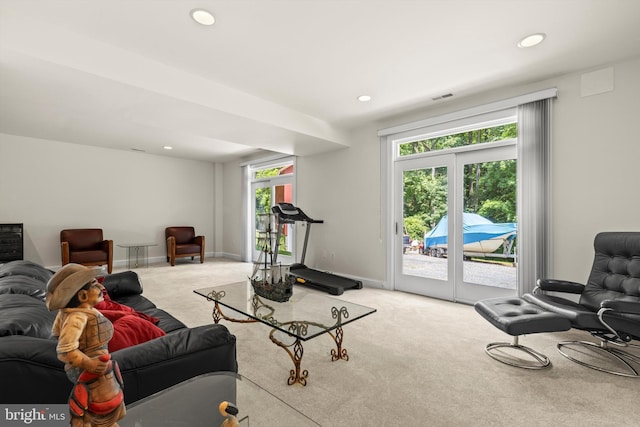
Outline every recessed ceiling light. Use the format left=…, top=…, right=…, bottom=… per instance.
left=517, top=33, right=546, bottom=48
left=357, top=95, right=372, bottom=102
left=190, top=9, right=215, bottom=26
left=163, top=146, right=173, bottom=150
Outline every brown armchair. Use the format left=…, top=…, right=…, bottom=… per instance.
left=165, top=227, right=205, bottom=266
left=60, top=228, right=113, bottom=274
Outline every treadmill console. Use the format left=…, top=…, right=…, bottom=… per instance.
left=272, top=203, right=323, bottom=224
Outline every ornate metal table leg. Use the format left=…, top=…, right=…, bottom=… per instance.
left=328, top=306, right=350, bottom=361
left=212, top=302, right=223, bottom=324
left=269, top=327, right=309, bottom=386
left=206, top=290, right=257, bottom=325
left=329, top=326, right=349, bottom=361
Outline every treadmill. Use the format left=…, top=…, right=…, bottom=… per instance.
left=271, top=203, right=363, bottom=296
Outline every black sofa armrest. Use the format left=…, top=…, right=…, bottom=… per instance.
left=536, top=278, right=585, bottom=294
left=0, top=325, right=238, bottom=405
left=113, top=324, right=237, bottom=404
left=601, top=299, right=640, bottom=315
left=102, top=271, right=143, bottom=298
left=0, top=336, right=71, bottom=404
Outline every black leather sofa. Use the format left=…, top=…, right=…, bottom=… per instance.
left=0, top=260, right=237, bottom=404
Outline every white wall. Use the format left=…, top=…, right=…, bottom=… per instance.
left=295, top=126, right=384, bottom=286
left=221, top=159, right=244, bottom=259
left=3, top=56, right=638, bottom=287
left=550, top=59, right=640, bottom=280
left=0, top=135, right=216, bottom=268
left=221, top=56, right=640, bottom=289
left=219, top=133, right=385, bottom=285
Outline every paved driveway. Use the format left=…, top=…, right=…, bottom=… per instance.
left=401, top=253, right=517, bottom=289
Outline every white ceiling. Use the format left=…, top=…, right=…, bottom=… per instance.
left=1, top=0, right=640, bottom=162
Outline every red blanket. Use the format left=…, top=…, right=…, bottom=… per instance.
left=95, top=294, right=166, bottom=352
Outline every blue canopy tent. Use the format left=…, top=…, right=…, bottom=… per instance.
left=424, top=213, right=517, bottom=257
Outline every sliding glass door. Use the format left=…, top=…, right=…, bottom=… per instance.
left=394, top=141, right=518, bottom=303
left=455, top=146, right=518, bottom=303
left=395, top=155, right=454, bottom=300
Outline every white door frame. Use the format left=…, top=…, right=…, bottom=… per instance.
left=390, top=142, right=518, bottom=303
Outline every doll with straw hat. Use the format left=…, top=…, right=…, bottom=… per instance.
left=47, top=263, right=125, bottom=427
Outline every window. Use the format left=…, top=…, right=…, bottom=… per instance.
left=398, top=123, right=517, bottom=156
left=245, top=157, right=296, bottom=265
left=392, top=111, right=518, bottom=302
left=380, top=88, right=556, bottom=299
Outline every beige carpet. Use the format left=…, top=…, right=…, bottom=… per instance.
left=118, top=258, right=638, bottom=427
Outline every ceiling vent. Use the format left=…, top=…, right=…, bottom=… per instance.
left=432, top=93, right=453, bottom=101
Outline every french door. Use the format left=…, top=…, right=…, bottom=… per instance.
left=250, top=176, right=294, bottom=265
left=394, top=144, right=518, bottom=303
left=395, top=154, right=455, bottom=300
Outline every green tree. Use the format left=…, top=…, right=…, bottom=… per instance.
left=402, top=123, right=518, bottom=239
left=403, top=166, right=447, bottom=240
left=463, top=159, right=516, bottom=222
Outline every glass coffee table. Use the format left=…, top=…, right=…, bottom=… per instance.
left=120, top=372, right=319, bottom=426
left=194, top=281, right=376, bottom=386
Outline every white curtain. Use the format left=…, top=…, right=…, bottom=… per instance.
left=517, top=98, right=553, bottom=295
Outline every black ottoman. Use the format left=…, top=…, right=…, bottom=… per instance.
left=475, top=297, right=572, bottom=369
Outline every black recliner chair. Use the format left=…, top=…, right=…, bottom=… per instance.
left=523, top=231, right=640, bottom=377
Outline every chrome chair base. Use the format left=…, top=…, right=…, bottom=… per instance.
left=557, top=340, right=640, bottom=378
left=485, top=336, right=551, bottom=369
